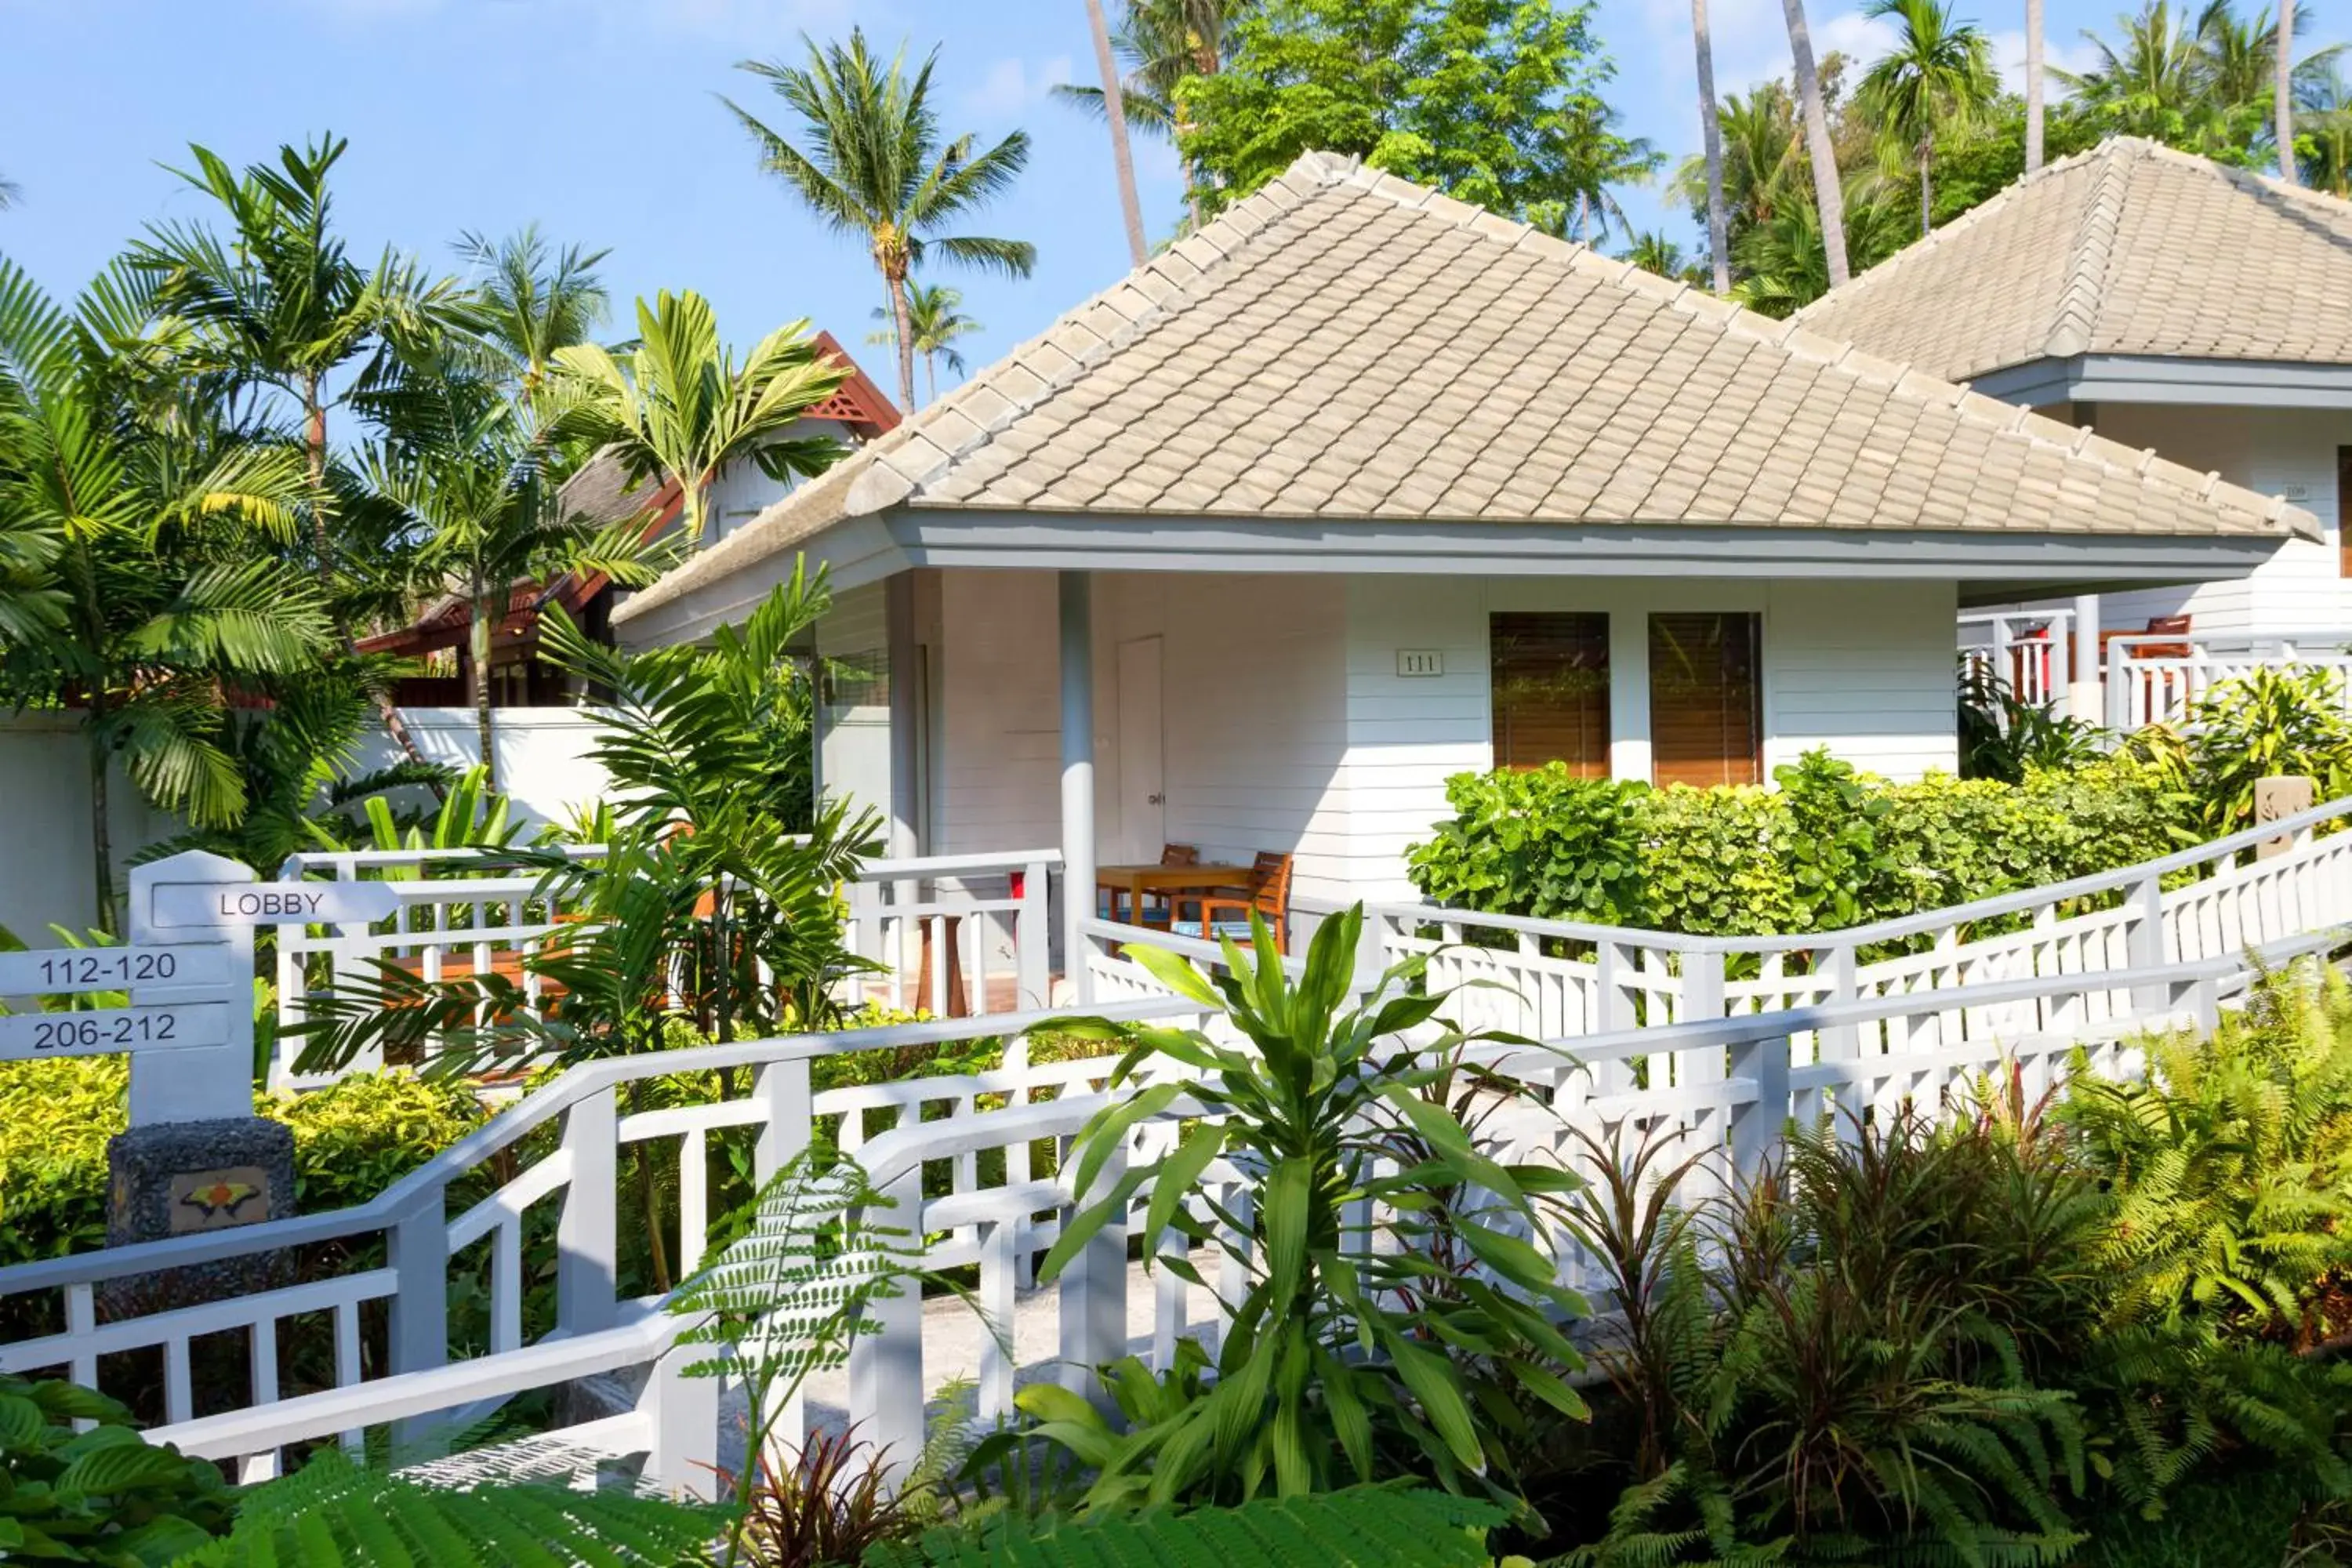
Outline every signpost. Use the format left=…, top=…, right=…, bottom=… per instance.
left=147, top=880, right=397, bottom=931
left=0, top=1003, right=227, bottom=1063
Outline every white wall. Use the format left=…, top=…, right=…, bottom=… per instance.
left=347, top=708, right=612, bottom=835
left=813, top=579, right=895, bottom=830
left=1337, top=576, right=1962, bottom=898
left=914, top=568, right=1959, bottom=904
left=0, top=708, right=614, bottom=941
left=0, top=714, right=181, bottom=940
left=2031, top=403, right=2352, bottom=637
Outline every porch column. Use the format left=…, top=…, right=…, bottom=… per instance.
left=886, top=572, right=921, bottom=858
left=1060, top=572, right=1097, bottom=1004
left=2069, top=593, right=2101, bottom=726
left=1607, top=611, right=1653, bottom=783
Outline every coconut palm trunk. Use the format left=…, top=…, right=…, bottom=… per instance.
left=1784, top=0, right=1852, bottom=287
left=2278, top=0, right=2299, bottom=183
left=887, top=267, right=918, bottom=414
left=1087, top=0, right=1152, bottom=265
left=86, top=700, right=116, bottom=936
left=2026, top=0, right=2046, bottom=171
left=1694, top=0, right=1735, bottom=296
left=1920, top=136, right=1935, bottom=235
left=470, top=574, right=499, bottom=795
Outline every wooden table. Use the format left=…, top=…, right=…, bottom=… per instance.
left=1096, top=864, right=1254, bottom=930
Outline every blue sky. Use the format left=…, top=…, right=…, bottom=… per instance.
left=2, top=0, right=2343, bottom=410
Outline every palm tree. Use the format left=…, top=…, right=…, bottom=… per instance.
left=1782, top=0, right=1853, bottom=287
left=1055, top=1, right=1237, bottom=227
left=1539, top=107, right=1664, bottom=244
left=128, top=135, right=463, bottom=775
left=1086, top=0, right=1152, bottom=263
left=0, top=173, right=19, bottom=210
left=2027, top=0, right=2048, bottom=169
left=2300, top=63, right=2352, bottom=192
left=1621, top=231, right=1694, bottom=280
left=1861, top=0, right=1999, bottom=236
left=2061, top=2, right=2216, bottom=141
left=0, top=258, right=336, bottom=930
left=2278, top=0, right=2298, bottom=180
left=453, top=226, right=611, bottom=397
left=364, top=353, right=667, bottom=789
left=725, top=30, right=1036, bottom=414
left=129, top=136, right=461, bottom=590
left=1693, top=0, right=1736, bottom=293
left=866, top=281, right=983, bottom=405
left=552, top=289, right=851, bottom=544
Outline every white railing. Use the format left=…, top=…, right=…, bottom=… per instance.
left=2104, top=633, right=2352, bottom=730
left=270, top=847, right=1061, bottom=1086
left=11, top=800, right=2352, bottom=1492
left=1349, top=788, right=2352, bottom=1069
left=0, top=997, right=1203, bottom=1487
left=1958, top=609, right=2074, bottom=711
left=40, top=922, right=2338, bottom=1493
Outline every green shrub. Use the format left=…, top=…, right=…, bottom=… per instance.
left=1405, top=750, right=2189, bottom=935
left=0, top=1060, right=487, bottom=1271
left=0, top=1373, right=231, bottom=1565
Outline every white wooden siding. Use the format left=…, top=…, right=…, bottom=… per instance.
left=2014, top=404, right=2352, bottom=637
left=1334, top=576, right=1959, bottom=898
left=814, top=579, right=892, bottom=824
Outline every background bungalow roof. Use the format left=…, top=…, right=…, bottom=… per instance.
left=617, top=150, right=2316, bottom=627
left=1795, top=137, right=2352, bottom=381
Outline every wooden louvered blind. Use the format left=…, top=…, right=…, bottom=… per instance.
left=2339, top=448, right=2351, bottom=579
left=1649, top=612, right=1762, bottom=788
left=1490, top=612, right=1610, bottom=776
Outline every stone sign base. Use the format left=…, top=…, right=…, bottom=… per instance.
left=103, top=1117, right=295, bottom=1316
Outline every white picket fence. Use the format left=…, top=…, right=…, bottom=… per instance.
left=2102, top=632, right=2352, bottom=730
left=4, top=797, right=2350, bottom=1494
left=269, top=846, right=1061, bottom=1087
left=1958, top=609, right=2075, bottom=710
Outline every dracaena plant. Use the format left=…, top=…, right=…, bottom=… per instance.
left=1009, top=905, right=1589, bottom=1515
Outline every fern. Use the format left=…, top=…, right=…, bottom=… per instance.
left=869, top=1486, right=1507, bottom=1568
left=169, top=1448, right=719, bottom=1566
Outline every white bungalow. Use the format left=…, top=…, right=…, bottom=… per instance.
left=1796, top=139, right=2352, bottom=712
left=612, top=150, right=2311, bottom=961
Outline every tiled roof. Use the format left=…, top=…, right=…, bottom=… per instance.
left=616, top=151, right=2315, bottom=626
left=1795, top=136, right=2352, bottom=381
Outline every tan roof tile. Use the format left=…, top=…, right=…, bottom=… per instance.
left=1798, top=136, right=2352, bottom=377
left=620, top=148, right=2314, bottom=627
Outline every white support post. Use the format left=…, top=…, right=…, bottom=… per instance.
left=2069, top=594, right=2100, bottom=723
left=849, top=1165, right=927, bottom=1484
left=126, top=852, right=256, bottom=1127
left=886, top=572, right=922, bottom=862
left=2127, top=872, right=2168, bottom=1011
left=387, top=1192, right=449, bottom=1446
left=1608, top=611, right=1652, bottom=784
left=1817, top=942, right=1859, bottom=1068
left=753, top=1057, right=812, bottom=1185
left=638, top=1340, right=721, bottom=1501
left=1060, top=572, right=1097, bottom=1005
left=2106, top=635, right=2132, bottom=731
left=1058, top=1136, right=1128, bottom=1408
left=1729, top=1032, right=1793, bottom=1180
left=555, top=1087, right=619, bottom=1336
left=1018, top=858, right=1051, bottom=1011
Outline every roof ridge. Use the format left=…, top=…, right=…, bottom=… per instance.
left=1329, top=152, right=2307, bottom=533
left=1791, top=137, right=2130, bottom=332
left=2042, top=138, right=2138, bottom=358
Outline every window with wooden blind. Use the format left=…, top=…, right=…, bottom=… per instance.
left=1649, top=612, right=1762, bottom=788
left=2339, top=447, right=2351, bottom=579
left=1490, top=612, right=1610, bottom=775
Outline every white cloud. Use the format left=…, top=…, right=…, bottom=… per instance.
left=1987, top=29, right=2100, bottom=96
left=962, top=54, right=1076, bottom=118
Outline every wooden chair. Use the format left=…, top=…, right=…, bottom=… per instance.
left=1172, top=851, right=1295, bottom=954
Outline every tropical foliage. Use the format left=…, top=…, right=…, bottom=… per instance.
left=1003, top=907, right=1587, bottom=1513
left=1174, top=0, right=1659, bottom=236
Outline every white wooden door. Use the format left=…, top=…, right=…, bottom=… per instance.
left=1116, top=637, right=1165, bottom=863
